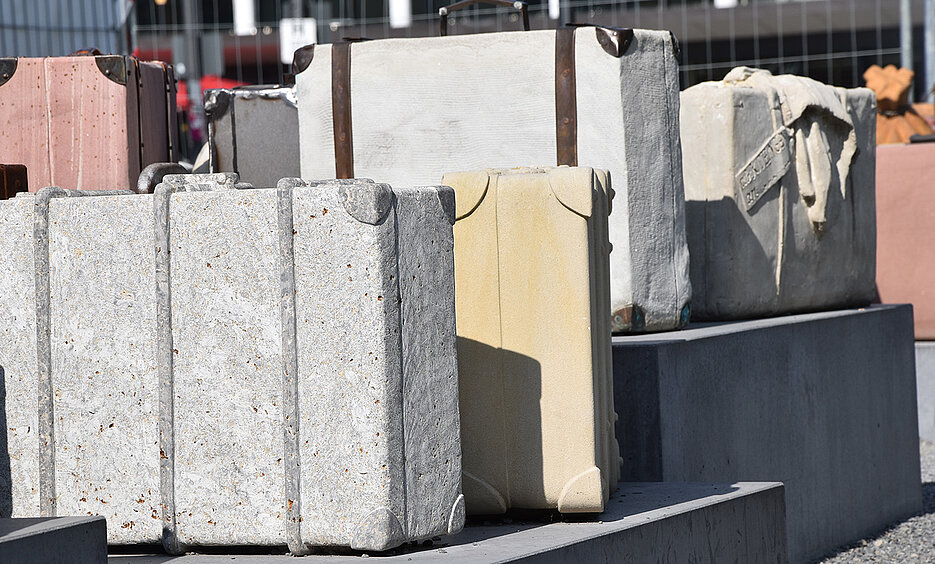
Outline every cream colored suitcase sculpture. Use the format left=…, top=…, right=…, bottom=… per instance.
left=295, top=26, right=690, bottom=332
left=442, top=166, right=617, bottom=514
left=680, top=67, right=877, bottom=319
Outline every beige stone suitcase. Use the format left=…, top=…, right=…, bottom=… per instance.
left=442, top=166, right=617, bottom=514
left=0, top=53, right=178, bottom=192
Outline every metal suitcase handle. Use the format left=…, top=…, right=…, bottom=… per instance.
left=438, top=0, right=529, bottom=36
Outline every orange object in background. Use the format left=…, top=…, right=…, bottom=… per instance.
left=864, top=64, right=933, bottom=145
left=876, top=142, right=935, bottom=339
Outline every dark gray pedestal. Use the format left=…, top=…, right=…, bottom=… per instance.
left=613, top=304, right=921, bottom=564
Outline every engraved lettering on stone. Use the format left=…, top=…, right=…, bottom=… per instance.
left=735, top=127, right=794, bottom=212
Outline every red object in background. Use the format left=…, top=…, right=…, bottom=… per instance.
left=175, top=75, right=247, bottom=112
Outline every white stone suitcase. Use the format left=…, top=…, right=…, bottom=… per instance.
left=204, top=86, right=300, bottom=188
left=680, top=68, right=877, bottom=319
left=295, top=27, right=691, bottom=332
left=442, top=166, right=617, bottom=514
left=0, top=175, right=463, bottom=553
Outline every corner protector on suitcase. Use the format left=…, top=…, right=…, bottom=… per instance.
left=292, top=44, right=316, bottom=75
left=447, top=494, right=466, bottom=534
left=462, top=470, right=508, bottom=515
left=204, top=89, right=232, bottom=122
left=338, top=182, right=393, bottom=225
left=594, top=27, right=634, bottom=58
left=442, top=171, right=489, bottom=221
left=0, top=58, right=17, bottom=88
left=349, top=507, right=406, bottom=551
left=548, top=167, right=594, bottom=218
left=556, top=466, right=605, bottom=513
left=611, top=304, right=645, bottom=333
left=94, top=55, right=128, bottom=86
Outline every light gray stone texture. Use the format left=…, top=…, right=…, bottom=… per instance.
left=0, top=174, right=462, bottom=553
left=109, top=481, right=787, bottom=563
left=0, top=516, right=107, bottom=563
left=290, top=178, right=462, bottom=551
left=0, top=195, right=39, bottom=518
left=47, top=192, right=160, bottom=543
left=296, top=29, right=690, bottom=332
left=681, top=68, right=877, bottom=319
left=917, top=342, right=935, bottom=443
left=168, top=187, right=288, bottom=547
left=613, top=305, right=921, bottom=563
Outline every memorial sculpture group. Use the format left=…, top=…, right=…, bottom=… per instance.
left=0, top=24, right=876, bottom=554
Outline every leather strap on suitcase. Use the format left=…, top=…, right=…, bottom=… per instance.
left=313, top=22, right=676, bottom=178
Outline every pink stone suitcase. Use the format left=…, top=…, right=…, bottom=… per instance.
left=0, top=54, right=178, bottom=192
left=876, top=142, right=935, bottom=339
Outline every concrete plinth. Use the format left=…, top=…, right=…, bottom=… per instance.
left=613, top=305, right=921, bottom=564
left=0, top=516, right=106, bottom=563
left=917, top=342, right=935, bottom=442
left=109, top=481, right=787, bottom=563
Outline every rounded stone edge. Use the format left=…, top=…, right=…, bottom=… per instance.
left=349, top=507, right=406, bottom=552
left=338, top=182, right=393, bottom=225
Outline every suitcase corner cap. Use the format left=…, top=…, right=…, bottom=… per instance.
left=95, top=55, right=128, bottom=85
left=548, top=167, right=594, bottom=218
left=0, top=58, right=17, bottom=87
left=292, top=44, right=316, bottom=75
left=349, top=507, right=406, bottom=551
left=338, top=182, right=393, bottom=225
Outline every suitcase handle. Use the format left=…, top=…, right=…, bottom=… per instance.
left=438, top=0, right=529, bottom=37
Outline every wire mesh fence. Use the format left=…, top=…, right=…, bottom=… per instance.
left=0, top=0, right=921, bottom=93
left=0, top=0, right=926, bottom=159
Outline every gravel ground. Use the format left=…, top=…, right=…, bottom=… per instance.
left=816, top=441, right=935, bottom=563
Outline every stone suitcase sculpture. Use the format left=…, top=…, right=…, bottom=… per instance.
left=205, top=85, right=300, bottom=188
left=295, top=27, right=691, bottom=332
left=0, top=174, right=463, bottom=553
left=0, top=54, right=178, bottom=192
left=680, top=67, right=877, bottom=319
left=876, top=142, right=935, bottom=339
left=442, top=166, right=618, bottom=514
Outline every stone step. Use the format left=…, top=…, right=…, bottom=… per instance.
left=107, top=481, right=787, bottom=563
left=0, top=516, right=106, bottom=564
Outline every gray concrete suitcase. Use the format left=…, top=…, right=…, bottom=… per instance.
left=0, top=175, right=463, bottom=553
left=205, top=85, right=300, bottom=188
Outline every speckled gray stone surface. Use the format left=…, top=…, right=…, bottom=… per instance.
left=0, top=175, right=462, bottom=553
left=47, top=192, right=160, bottom=543
left=168, top=187, right=288, bottom=547
left=290, top=179, right=462, bottom=550
left=0, top=195, right=39, bottom=518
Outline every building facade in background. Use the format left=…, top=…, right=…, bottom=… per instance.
left=0, top=0, right=928, bottom=158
